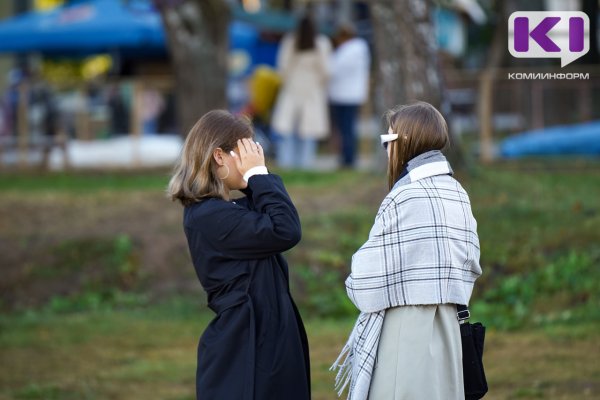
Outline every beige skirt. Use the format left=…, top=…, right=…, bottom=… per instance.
left=368, top=304, right=464, bottom=400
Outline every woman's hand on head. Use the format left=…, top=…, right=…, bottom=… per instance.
left=230, top=138, right=265, bottom=176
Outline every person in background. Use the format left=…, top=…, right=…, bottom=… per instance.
left=271, top=13, right=331, bottom=169
left=167, top=110, right=311, bottom=400
left=108, top=83, right=130, bottom=135
left=141, top=88, right=164, bottom=135
left=28, top=70, right=63, bottom=169
left=332, top=102, right=482, bottom=400
left=328, top=22, right=370, bottom=168
left=36, top=80, right=60, bottom=168
left=2, top=69, right=23, bottom=138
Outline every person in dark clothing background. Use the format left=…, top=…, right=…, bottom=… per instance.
left=30, top=76, right=65, bottom=169
left=167, top=110, right=311, bottom=400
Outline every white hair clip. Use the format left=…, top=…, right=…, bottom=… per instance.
left=380, top=133, right=399, bottom=146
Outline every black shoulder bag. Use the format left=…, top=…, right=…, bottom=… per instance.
left=457, top=305, right=488, bottom=400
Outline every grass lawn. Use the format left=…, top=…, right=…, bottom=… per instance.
left=1, top=307, right=599, bottom=400
left=1, top=160, right=599, bottom=399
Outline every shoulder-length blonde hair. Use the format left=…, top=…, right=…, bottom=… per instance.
left=385, top=101, right=449, bottom=190
left=167, top=110, right=253, bottom=206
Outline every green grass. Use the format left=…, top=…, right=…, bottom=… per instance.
left=1, top=305, right=598, bottom=400
left=0, top=168, right=372, bottom=193
left=451, top=163, right=600, bottom=329
left=0, top=170, right=171, bottom=192
left=462, top=165, right=600, bottom=277
left=1, top=160, right=600, bottom=398
left=2, top=161, right=599, bottom=326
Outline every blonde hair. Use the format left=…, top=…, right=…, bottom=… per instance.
left=167, top=110, right=253, bottom=206
left=385, top=101, right=449, bottom=190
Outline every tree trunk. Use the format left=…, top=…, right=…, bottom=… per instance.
left=371, top=0, right=443, bottom=109
left=155, top=0, right=230, bottom=137
left=478, top=0, right=517, bottom=163
left=370, top=0, right=464, bottom=168
left=478, top=1, right=508, bottom=163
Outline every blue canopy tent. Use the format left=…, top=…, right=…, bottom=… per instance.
left=0, top=1, right=276, bottom=70
left=0, top=0, right=166, bottom=56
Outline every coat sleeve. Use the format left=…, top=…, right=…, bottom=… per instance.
left=200, top=174, right=301, bottom=259
left=345, top=200, right=397, bottom=313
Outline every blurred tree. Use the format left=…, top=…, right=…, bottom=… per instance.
left=370, top=0, right=442, bottom=108
left=370, top=0, right=465, bottom=168
left=478, top=0, right=514, bottom=163
left=154, top=0, right=230, bottom=136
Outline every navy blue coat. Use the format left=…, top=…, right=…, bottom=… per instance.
left=183, top=174, right=311, bottom=400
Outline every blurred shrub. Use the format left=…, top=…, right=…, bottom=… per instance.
left=293, top=264, right=356, bottom=318
left=472, top=250, right=600, bottom=330
left=290, top=209, right=374, bottom=318
left=20, top=234, right=144, bottom=313
left=45, top=289, right=148, bottom=314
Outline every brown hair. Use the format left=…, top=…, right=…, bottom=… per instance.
left=385, top=101, right=449, bottom=190
left=295, top=14, right=316, bottom=51
left=167, top=110, right=253, bottom=206
left=335, top=21, right=356, bottom=45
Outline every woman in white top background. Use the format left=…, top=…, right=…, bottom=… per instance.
left=328, top=22, right=371, bottom=168
left=271, top=13, right=331, bottom=169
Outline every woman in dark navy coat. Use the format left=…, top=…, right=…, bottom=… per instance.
left=168, top=110, right=311, bottom=400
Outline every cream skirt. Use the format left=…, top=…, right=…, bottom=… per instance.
left=368, top=304, right=464, bottom=400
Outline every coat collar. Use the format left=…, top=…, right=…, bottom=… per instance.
left=392, top=150, right=453, bottom=192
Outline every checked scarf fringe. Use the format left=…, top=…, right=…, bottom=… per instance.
left=330, top=311, right=384, bottom=400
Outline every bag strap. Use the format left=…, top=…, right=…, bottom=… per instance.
left=456, top=304, right=470, bottom=324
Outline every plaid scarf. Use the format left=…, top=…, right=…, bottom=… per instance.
left=331, top=150, right=481, bottom=399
